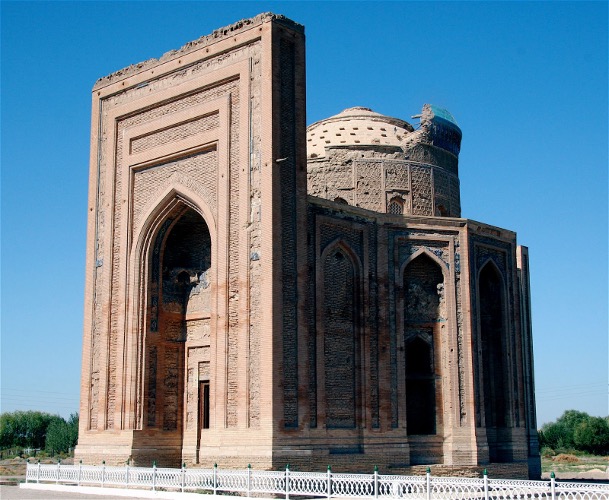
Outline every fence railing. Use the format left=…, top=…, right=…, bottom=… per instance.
left=25, top=462, right=609, bottom=500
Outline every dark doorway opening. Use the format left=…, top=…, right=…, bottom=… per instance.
left=199, top=381, right=210, bottom=430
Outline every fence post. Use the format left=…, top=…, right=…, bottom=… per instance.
left=247, top=464, right=252, bottom=497
left=152, top=461, right=157, bottom=491
left=56, top=459, right=60, bottom=484
left=327, top=465, right=331, bottom=500
left=550, top=472, right=556, bottom=500
left=213, top=463, right=218, bottom=495
left=483, top=469, right=489, bottom=500
left=37, top=460, right=40, bottom=483
left=285, top=464, right=290, bottom=500
left=181, top=462, right=186, bottom=493
left=25, top=459, right=29, bottom=483
left=426, top=467, right=431, bottom=500
left=374, top=465, right=378, bottom=499
left=101, top=461, right=106, bottom=488
left=125, top=461, right=129, bottom=487
left=78, top=460, right=82, bottom=486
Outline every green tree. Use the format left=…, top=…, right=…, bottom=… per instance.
left=45, top=413, right=79, bottom=455
left=574, top=417, right=609, bottom=455
left=539, top=422, right=567, bottom=450
left=558, top=410, right=591, bottom=448
left=0, top=411, right=58, bottom=449
left=539, top=410, right=590, bottom=451
left=0, top=413, right=17, bottom=447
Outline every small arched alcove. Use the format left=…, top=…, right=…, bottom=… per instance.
left=388, top=196, right=404, bottom=215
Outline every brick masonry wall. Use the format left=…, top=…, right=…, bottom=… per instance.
left=306, top=147, right=461, bottom=217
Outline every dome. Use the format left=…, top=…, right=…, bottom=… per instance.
left=306, top=107, right=414, bottom=158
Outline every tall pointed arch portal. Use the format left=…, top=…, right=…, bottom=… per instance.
left=135, top=201, right=214, bottom=466
left=478, top=261, right=512, bottom=462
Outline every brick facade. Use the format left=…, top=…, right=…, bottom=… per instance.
left=76, top=13, right=540, bottom=479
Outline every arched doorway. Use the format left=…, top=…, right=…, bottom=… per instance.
left=405, top=336, right=436, bottom=435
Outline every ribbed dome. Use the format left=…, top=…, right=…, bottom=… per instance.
left=307, top=107, right=414, bottom=158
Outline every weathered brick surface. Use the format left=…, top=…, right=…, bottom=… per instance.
left=306, top=105, right=461, bottom=217
left=77, top=13, right=540, bottom=480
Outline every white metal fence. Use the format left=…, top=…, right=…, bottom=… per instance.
left=25, top=462, right=609, bottom=499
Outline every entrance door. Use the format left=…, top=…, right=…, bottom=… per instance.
left=197, top=380, right=210, bottom=455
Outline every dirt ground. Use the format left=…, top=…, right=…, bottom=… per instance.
left=542, top=469, right=609, bottom=481
left=0, top=457, right=74, bottom=482
left=542, top=454, right=609, bottom=482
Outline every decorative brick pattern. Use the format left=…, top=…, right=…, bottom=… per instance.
left=320, top=223, right=363, bottom=262
left=385, top=161, right=409, bottom=189
left=366, top=226, right=380, bottom=430
left=411, top=166, right=433, bottom=215
left=306, top=206, right=318, bottom=428
left=247, top=45, right=263, bottom=429
left=163, top=346, right=180, bottom=430
left=131, top=113, right=220, bottom=154
left=147, top=346, right=157, bottom=427
left=323, top=249, right=357, bottom=428
left=450, top=176, right=461, bottom=216
left=225, top=84, right=241, bottom=429
left=187, top=319, right=210, bottom=344
left=133, top=150, right=218, bottom=230
left=453, top=236, right=467, bottom=425
left=280, top=38, right=299, bottom=429
left=355, top=161, right=383, bottom=211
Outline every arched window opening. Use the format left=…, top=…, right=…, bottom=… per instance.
left=403, top=253, right=445, bottom=435
left=323, top=247, right=358, bottom=429
left=406, top=337, right=435, bottom=435
left=479, top=263, right=509, bottom=431
left=334, top=197, right=349, bottom=205
left=435, top=204, right=448, bottom=217
left=388, top=197, right=404, bottom=215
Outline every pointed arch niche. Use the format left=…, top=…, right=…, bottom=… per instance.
left=478, top=260, right=511, bottom=461
left=401, top=252, right=446, bottom=437
left=317, top=241, right=364, bottom=431
left=131, top=191, right=216, bottom=466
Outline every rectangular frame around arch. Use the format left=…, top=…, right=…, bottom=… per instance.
left=88, top=58, right=251, bottom=433
left=392, top=232, right=459, bottom=436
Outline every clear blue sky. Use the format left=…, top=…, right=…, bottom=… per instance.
left=1, top=1, right=607, bottom=427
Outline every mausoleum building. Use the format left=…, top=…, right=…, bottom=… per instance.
left=76, top=13, right=540, bottom=479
